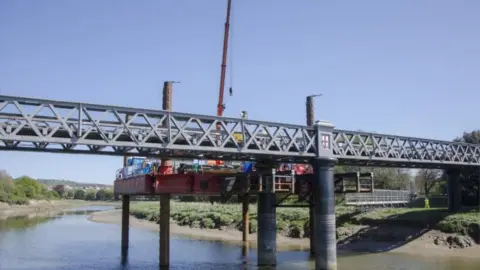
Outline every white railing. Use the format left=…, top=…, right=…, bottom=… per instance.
left=345, top=189, right=412, bottom=206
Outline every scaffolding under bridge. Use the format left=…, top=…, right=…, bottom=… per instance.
left=345, top=189, right=413, bottom=207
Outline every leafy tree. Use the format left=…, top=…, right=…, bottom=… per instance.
left=47, top=190, right=60, bottom=199
left=24, top=185, right=36, bottom=198
left=14, top=176, right=50, bottom=199
left=104, top=189, right=114, bottom=200
left=85, top=189, right=97, bottom=200
left=74, top=189, right=86, bottom=200
left=96, top=189, right=105, bottom=201
left=415, top=169, right=443, bottom=197
left=451, top=130, right=480, bottom=207
left=0, top=171, right=59, bottom=204
left=66, top=189, right=75, bottom=199
left=53, top=185, right=66, bottom=198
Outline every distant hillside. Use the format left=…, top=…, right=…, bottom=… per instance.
left=37, top=179, right=112, bottom=188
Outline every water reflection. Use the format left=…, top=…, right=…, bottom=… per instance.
left=0, top=207, right=479, bottom=269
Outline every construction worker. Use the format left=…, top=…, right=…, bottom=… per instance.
left=151, top=161, right=158, bottom=176
left=424, top=197, right=430, bottom=208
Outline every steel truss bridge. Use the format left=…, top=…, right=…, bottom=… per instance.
left=0, top=95, right=479, bottom=169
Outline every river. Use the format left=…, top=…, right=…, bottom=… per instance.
left=0, top=206, right=478, bottom=270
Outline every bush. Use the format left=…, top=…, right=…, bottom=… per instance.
left=0, top=172, right=60, bottom=204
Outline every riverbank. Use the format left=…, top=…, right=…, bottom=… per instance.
left=89, top=209, right=310, bottom=251
left=0, top=200, right=120, bottom=220
left=88, top=202, right=480, bottom=258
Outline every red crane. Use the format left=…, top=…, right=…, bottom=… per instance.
left=217, top=0, right=232, bottom=117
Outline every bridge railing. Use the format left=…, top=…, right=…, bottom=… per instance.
left=345, top=189, right=412, bottom=206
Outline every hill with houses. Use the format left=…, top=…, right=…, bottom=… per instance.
left=37, top=179, right=113, bottom=190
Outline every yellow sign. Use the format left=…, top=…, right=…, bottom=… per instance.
left=232, top=132, right=243, bottom=142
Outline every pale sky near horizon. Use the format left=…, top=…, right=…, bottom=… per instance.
left=1, top=1, right=479, bottom=184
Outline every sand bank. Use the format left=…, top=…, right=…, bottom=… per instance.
left=0, top=200, right=120, bottom=220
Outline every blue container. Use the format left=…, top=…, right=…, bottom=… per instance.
left=242, top=162, right=254, bottom=173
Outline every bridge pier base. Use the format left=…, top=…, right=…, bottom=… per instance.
left=121, top=195, right=130, bottom=264
left=242, top=193, right=250, bottom=243
left=159, top=194, right=171, bottom=267
left=309, top=197, right=316, bottom=256
left=447, top=169, right=462, bottom=212
left=313, top=157, right=337, bottom=270
left=257, top=191, right=277, bottom=266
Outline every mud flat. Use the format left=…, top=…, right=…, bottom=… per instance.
left=0, top=200, right=120, bottom=220
left=89, top=209, right=480, bottom=257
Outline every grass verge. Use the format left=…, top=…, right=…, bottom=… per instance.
left=130, top=202, right=479, bottom=240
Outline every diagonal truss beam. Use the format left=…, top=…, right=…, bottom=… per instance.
left=0, top=95, right=479, bottom=168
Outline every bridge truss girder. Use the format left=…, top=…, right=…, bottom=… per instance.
left=0, top=95, right=478, bottom=169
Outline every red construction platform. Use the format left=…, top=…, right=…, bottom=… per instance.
left=114, top=172, right=299, bottom=196
left=113, top=172, right=373, bottom=196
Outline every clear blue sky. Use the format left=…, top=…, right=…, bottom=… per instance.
left=0, top=1, right=479, bottom=184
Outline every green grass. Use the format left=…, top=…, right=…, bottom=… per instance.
left=130, top=202, right=479, bottom=240
left=130, top=201, right=355, bottom=237
left=340, top=207, right=479, bottom=240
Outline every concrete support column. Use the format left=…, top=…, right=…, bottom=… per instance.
left=447, top=169, right=462, bottom=212
left=257, top=191, right=277, bottom=266
left=121, top=195, right=130, bottom=263
left=312, top=120, right=338, bottom=270
left=159, top=195, right=171, bottom=267
left=313, top=158, right=337, bottom=270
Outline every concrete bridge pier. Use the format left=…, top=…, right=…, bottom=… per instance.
left=257, top=168, right=277, bottom=267
left=121, top=195, right=130, bottom=264
left=447, top=169, right=462, bottom=212
left=313, top=121, right=338, bottom=270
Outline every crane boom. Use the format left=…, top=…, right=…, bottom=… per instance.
left=216, top=0, right=232, bottom=117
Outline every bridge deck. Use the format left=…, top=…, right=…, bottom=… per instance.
left=1, top=94, right=479, bottom=168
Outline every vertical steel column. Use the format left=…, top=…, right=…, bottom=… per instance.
left=306, top=95, right=317, bottom=256
left=159, top=81, right=173, bottom=267
left=257, top=169, right=277, bottom=266
left=121, top=194, right=130, bottom=263
left=312, top=121, right=337, bottom=270
left=120, top=155, right=129, bottom=264
left=242, top=194, right=249, bottom=242
left=447, top=169, right=461, bottom=212
left=242, top=173, right=250, bottom=257
left=356, top=172, right=361, bottom=193
left=160, top=195, right=171, bottom=267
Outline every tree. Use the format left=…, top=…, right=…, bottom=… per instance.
left=451, top=130, right=480, bottom=207
left=415, top=169, right=443, bottom=197
left=85, top=189, right=96, bottom=200
left=0, top=170, right=15, bottom=202
left=96, top=189, right=105, bottom=201
left=66, top=189, right=74, bottom=199
left=53, top=185, right=66, bottom=198
left=104, top=189, right=114, bottom=200
left=14, top=176, right=48, bottom=199
left=24, top=186, right=36, bottom=198
left=74, top=189, right=86, bottom=200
